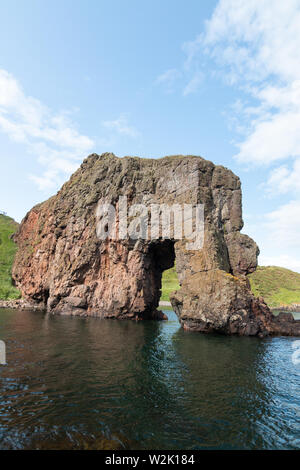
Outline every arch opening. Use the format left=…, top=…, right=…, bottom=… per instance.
left=147, top=240, right=179, bottom=313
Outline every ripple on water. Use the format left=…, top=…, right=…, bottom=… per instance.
left=0, top=308, right=299, bottom=450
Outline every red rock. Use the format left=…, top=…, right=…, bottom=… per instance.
left=12, top=153, right=300, bottom=336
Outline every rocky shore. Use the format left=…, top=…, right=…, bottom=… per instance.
left=0, top=298, right=44, bottom=311
left=272, top=304, right=300, bottom=313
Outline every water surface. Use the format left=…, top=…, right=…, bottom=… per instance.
left=0, top=308, right=299, bottom=450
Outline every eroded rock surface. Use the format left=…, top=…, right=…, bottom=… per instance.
left=12, top=153, right=300, bottom=336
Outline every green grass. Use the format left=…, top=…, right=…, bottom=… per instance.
left=249, top=266, right=300, bottom=308
left=160, top=266, right=180, bottom=301
left=0, top=214, right=21, bottom=300
left=160, top=264, right=300, bottom=309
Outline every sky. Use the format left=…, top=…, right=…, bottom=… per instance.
left=1, top=0, right=300, bottom=271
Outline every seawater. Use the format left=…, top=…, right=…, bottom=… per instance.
left=0, top=308, right=299, bottom=450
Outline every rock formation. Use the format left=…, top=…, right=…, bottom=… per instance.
left=12, top=153, right=300, bottom=336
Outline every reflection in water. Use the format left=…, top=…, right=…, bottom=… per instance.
left=0, top=309, right=299, bottom=449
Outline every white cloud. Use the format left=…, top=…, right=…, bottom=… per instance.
left=156, top=65, right=204, bottom=97
left=258, top=254, right=300, bottom=273
left=234, top=82, right=300, bottom=164
left=193, top=0, right=300, bottom=166
left=156, top=46, right=205, bottom=96
left=156, top=69, right=182, bottom=94
left=264, top=200, right=300, bottom=248
left=204, top=0, right=300, bottom=81
left=155, top=68, right=182, bottom=94
left=266, top=159, right=300, bottom=194
left=0, top=70, right=141, bottom=190
left=182, top=36, right=203, bottom=72
left=244, top=200, right=300, bottom=272
left=0, top=69, right=95, bottom=190
left=183, top=71, right=204, bottom=96
left=258, top=199, right=300, bottom=272
left=182, top=0, right=300, bottom=271
left=102, top=113, right=139, bottom=139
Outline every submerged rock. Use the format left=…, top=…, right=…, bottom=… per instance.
left=12, top=153, right=299, bottom=336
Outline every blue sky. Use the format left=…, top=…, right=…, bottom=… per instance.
left=1, top=0, right=300, bottom=271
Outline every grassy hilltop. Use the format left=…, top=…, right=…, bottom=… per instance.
left=0, top=214, right=21, bottom=299
left=161, top=265, right=300, bottom=309
left=249, top=266, right=300, bottom=308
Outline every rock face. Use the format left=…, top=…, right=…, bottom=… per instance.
left=12, top=153, right=300, bottom=336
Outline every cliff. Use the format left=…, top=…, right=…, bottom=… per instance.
left=12, top=153, right=300, bottom=336
left=0, top=214, right=20, bottom=300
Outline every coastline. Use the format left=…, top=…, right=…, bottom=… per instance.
left=271, top=304, right=300, bottom=313
left=0, top=299, right=44, bottom=311
left=2, top=298, right=300, bottom=314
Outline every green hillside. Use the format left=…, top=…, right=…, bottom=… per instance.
left=0, top=214, right=21, bottom=299
left=161, top=265, right=300, bottom=309
left=249, top=266, right=300, bottom=308
left=160, top=265, right=180, bottom=301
